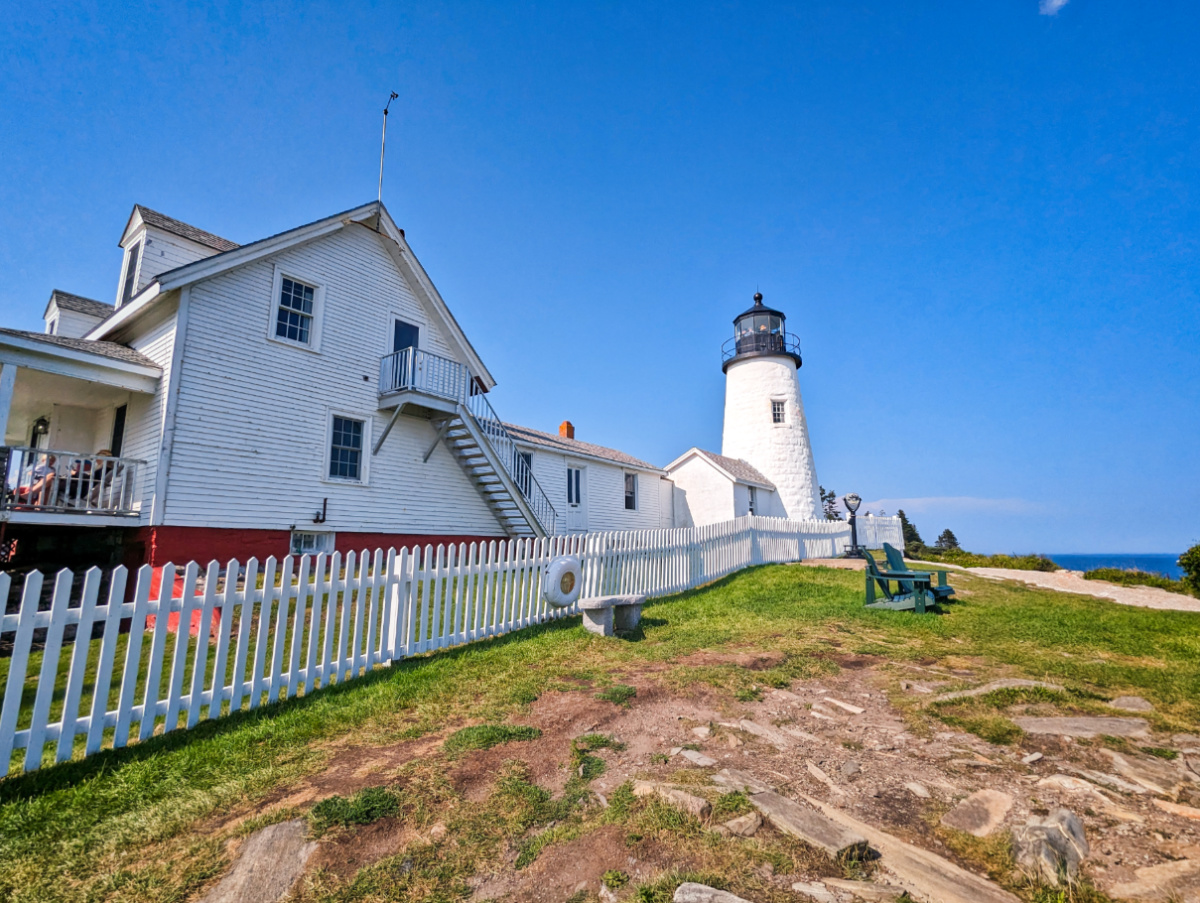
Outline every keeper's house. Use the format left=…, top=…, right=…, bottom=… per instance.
left=0, top=202, right=670, bottom=574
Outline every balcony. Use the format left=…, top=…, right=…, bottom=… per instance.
left=378, top=346, right=477, bottom=415
left=721, top=332, right=803, bottom=372
left=2, top=448, right=143, bottom=518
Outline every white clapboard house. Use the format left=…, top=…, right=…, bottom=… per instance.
left=0, top=202, right=671, bottom=574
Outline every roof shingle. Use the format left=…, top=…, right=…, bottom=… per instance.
left=48, top=290, right=114, bottom=320
left=689, top=449, right=775, bottom=488
left=504, top=423, right=660, bottom=471
left=135, top=205, right=239, bottom=252
left=0, top=329, right=161, bottom=370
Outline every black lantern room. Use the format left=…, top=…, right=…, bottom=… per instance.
left=721, top=292, right=803, bottom=373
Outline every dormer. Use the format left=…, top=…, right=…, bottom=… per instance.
left=42, top=290, right=115, bottom=338
left=116, top=205, right=239, bottom=307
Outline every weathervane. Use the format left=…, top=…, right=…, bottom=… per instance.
left=378, top=91, right=399, bottom=203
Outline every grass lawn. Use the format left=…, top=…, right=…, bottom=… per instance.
left=1, top=563, right=1198, bottom=903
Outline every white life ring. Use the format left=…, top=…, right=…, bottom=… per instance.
left=543, top=555, right=583, bottom=607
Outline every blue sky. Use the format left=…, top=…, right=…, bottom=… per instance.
left=2, top=1, right=1197, bottom=554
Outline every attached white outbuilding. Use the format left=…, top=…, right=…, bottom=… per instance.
left=664, top=447, right=778, bottom=528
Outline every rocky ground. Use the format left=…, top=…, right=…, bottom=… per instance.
left=200, top=646, right=1200, bottom=903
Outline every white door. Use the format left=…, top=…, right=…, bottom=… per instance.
left=566, top=465, right=587, bottom=532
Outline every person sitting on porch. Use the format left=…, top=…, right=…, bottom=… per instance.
left=20, top=455, right=58, bottom=507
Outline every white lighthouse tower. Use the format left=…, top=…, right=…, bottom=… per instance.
left=720, top=292, right=822, bottom=520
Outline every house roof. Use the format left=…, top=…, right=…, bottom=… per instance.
left=91, top=201, right=498, bottom=391
left=665, top=447, right=776, bottom=489
left=128, top=205, right=240, bottom=252
left=43, top=290, right=115, bottom=321
left=504, top=423, right=661, bottom=472
left=0, top=329, right=161, bottom=369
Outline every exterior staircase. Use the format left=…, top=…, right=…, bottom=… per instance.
left=375, top=345, right=557, bottom=539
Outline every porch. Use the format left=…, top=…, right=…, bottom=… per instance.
left=0, top=329, right=161, bottom=525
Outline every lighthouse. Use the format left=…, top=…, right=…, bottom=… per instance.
left=720, top=292, right=822, bottom=520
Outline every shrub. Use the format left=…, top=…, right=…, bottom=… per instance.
left=596, top=684, right=638, bottom=706
left=1084, top=567, right=1194, bottom=596
left=1180, top=543, right=1200, bottom=592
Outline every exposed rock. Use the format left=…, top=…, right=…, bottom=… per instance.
left=1110, top=695, right=1155, bottom=712
left=806, top=761, right=847, bottom=796
left=750, top=791, right=869, bottom=859
left=680, top=749, right=718, bottom=767
left=1108, top=858, right=1200, bottom=902
left=825, top=697, right=865, bottom=715
left=713, top=768, right=772, bottom=794
left=429, top=822, right=447, bottom=841
left=934, top=678, right=1064, bottom=704
left=1060, top=764, right=1147, bottom=795
left=823, top=878, right=905, bottom=901
left=790, top=881, right=839, bottom=903
left=737, top=719, right=791, bottom=750
left=692, top=725, right=712, bottom=740
left=197, top=820, right=316, bottom=903
left=841, top=760, right=862, bottom=777
left=1105, top=750, right=1194, bottom=798
left=634, top=780, right=713, bottom=818
left=904, top=781, right=931, bottom=799
left=1021, top=752, right=1043, bottom=765
left=940, top=790, right=1013, bottom=838
left=1012, top=809, right=1089, bottom=885
left=673, top=883, right=755, bottom=903
left=1036, top=775, right=1144, bottom=822
left=1154, top=799, right=1200, bottom=821
left=722, top=811, right=762, bottom=837
left=780, top=725, right=822, bottom=743
left=1012, top=715, right=1149, bottom=738
left=599, top=883, right=619, bottom=903
left=799, top=792, right=1021, bottom=903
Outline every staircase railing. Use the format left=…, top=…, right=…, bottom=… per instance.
left=379, top=346, right=557, bottom=535
left=462, top=390, right=557, bottom=535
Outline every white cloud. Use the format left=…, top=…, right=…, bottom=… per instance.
left=1039, top=0, right=1069, bottom=14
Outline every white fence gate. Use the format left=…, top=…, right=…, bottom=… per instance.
left=0, top=514, right=899, bottom=776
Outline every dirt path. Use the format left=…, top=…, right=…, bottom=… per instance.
left=959, top=567, right=1200, bottom=613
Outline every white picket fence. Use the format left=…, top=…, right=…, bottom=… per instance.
left=0, top=514, right=898, bottom=776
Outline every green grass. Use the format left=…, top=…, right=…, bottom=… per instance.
left=309, top=785, right=400, bottom=835
left=596, top=683, right=638, bottom=706
left=913, top=548, right=1061, bottom=571
left=1083, top=567, right=1197, bottom=597
left=442, top=723, right=541, bottom=757
left=1, top=563, right=1198, bottom=902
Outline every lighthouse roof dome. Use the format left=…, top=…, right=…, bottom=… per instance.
left=733, top=291, right=786, bottom=323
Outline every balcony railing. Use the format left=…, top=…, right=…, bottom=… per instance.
left=1, top=447, right=143, bottom=516
left=721, top=332, right=803, bottom=364
left=378, top=347, right=557, bottom=534
left=379, top=346, right=473, bottom=402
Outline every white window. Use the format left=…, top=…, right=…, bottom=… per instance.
left=326, top=414, right=369, bottom=483
left=120, top=242, right=142, bottom=305
left=269, top=266, right=324, bottom=350
left=748, top=485, right=757, bottom=515
left=291, top=530, right=335, bottom=556
left=624, top=473, right=637, bottom=510
left=771, top=400, right=786, bottom=424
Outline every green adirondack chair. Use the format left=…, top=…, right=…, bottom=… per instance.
left=863, top=549, right=933, bottom=613
left=882, top=543, right=956, bottom=604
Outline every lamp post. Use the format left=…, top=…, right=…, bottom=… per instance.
left=843, top=493, right=862, bottom=558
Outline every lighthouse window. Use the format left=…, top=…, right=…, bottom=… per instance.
left=771, top=400, right=786, bottom=424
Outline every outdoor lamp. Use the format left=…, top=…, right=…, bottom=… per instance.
left=843, top=493, right=862, bottom=558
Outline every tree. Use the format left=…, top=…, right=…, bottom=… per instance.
left=935, top=529, right=961, bottom=550
left=1180, top=543, right=1200, bottom=595
left=897, top=510, right=923, bottom=546
left=819, top=486, right=844, bottom=521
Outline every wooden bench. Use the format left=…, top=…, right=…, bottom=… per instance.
left=882, top=543, right=956, bottom=604
left=578, top=594, right=646, bottom=636
left=863, top=551, right=936, bottom=613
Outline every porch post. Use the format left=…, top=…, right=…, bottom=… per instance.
left=0, top=363, right=16, bottom=444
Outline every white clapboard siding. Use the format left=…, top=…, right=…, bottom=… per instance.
left=0, top=515, right=898, bottom=776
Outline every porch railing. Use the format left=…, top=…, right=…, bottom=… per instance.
left=378, top=347, right=557, bottom=534
left=1, top=447, right=143, bottom=516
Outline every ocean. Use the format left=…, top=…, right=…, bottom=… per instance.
left=1048, top=553, right=1184, bottom=580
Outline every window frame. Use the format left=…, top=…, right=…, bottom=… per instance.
left=747, top=485, right=757, bottom=515
left=323, top=410, right=371, bottom=485
left=390, top=316, right=421, bottom=354
left=290, top=530, right=336, bottom=557
left=623, top=472, right=638, bottom=511
left=120, top=242, right=142, bottom=306
left=267, top=265, right=325, bottom=352
left=771, top=399, right=787, bottom=425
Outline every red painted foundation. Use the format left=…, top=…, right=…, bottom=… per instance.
left=132, top=527, right=504, bottom=633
